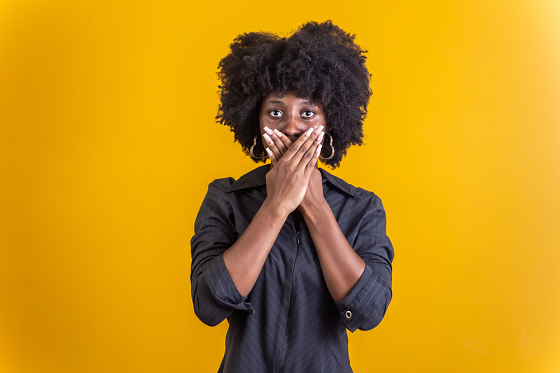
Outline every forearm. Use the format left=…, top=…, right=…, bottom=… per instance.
left=222, top=198, right=288, bottom=297
left=300, top=201, right=366, bottom=302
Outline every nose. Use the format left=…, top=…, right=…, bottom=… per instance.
left=282, top=114, right=302, bottom=141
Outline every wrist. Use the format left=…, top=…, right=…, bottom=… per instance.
left=261, top=197, right=290, bottom=222
left=299, top=198, right=330, bottom=222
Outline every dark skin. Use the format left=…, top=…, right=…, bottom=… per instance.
left=223, top=91, right=366, bottom=302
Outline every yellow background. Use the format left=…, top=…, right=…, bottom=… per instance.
left=1, top=0, right=559, bottom=372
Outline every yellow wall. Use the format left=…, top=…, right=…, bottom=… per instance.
left=1, top=0, right=559, bottom=372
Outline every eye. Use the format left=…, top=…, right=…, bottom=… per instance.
left=269, top=109, right=283, bottom=118
left=301, top=110, right=315, bottom=119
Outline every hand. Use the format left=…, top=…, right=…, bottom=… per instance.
left=263, top=127, right=323, bottom=217
left=262, top=126, right=327, bottom=215
left=262, top=126, right=292, bottom=166
left=263, top=126, right=325, bottom=167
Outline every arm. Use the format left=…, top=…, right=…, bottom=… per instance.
left=297, top=169, right=366, bottom=302
left=190, top=181, right=253, bottom=326
left=300, top=173, right=394, bottom=332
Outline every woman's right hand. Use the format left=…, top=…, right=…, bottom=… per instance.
left=263, top=126, right=323, bottom=217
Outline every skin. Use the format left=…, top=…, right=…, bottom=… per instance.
left=223, top=91, right=366, bottom=302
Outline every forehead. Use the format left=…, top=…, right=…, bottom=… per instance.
left=262, top=90, right=319, bottom=106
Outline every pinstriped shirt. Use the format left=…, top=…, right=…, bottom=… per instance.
left=190, top=164, right=394, bottom=373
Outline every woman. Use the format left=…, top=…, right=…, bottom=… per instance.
left=190, top=21, right=394, bottom=373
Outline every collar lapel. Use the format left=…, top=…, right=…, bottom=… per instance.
left=226, top=164, right=270, bottom=193
left=225, top=164, right=360, bottom=198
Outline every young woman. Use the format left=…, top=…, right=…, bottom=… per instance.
left=190, top=20, right=394, bottom=373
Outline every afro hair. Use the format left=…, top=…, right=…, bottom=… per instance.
left=216, top=20, right=372, bottom=168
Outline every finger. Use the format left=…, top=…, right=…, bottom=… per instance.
left=299, top=136, right=322, bottom=174
left=316, top=131, right=325, bottom=147
left=284, top=125, right=323, bottom=162
left=292, top=126, right=324, bottom=166
left=265, top=127, right=289, bottom=156
left=262, top=132, right=283, bottom=161
left=299, top=142, right=322, bottom=181
left=281, top=127, right=313, bottom=161
left=265, top=147, right=277, bottom=165
left=307, top=144, right=322, bottom=173
left=272, top=129, right=293, bottom=152
left=298, top=128, right=324, bottom=174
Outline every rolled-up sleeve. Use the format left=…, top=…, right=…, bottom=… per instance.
left=335, top=195, right=394, bottom=332
left=190, top=181, right=254, bottom=327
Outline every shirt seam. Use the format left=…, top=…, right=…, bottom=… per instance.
left=276, top=213, right=299, bottom=373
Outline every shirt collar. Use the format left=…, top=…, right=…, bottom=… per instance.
left=226, top=164, right=360, bottom=198
left=226, top=164, right=270, bottom=192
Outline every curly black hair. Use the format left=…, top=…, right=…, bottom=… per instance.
left=216, top=20, right=372, bottom=168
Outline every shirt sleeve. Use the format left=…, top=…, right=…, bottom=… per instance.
left=190, top=180, right=254, bottom=327
left=334, top=194, right=394, bottom=332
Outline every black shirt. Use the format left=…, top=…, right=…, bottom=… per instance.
left=190, top=165, right=394, bottom=373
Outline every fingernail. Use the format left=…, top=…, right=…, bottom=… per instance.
left=273, top=129, right=283, bottom=137
left=317, top=132, right=325, bottom=143
left=265, top=147, right=272, bottom=155
left=263, top=133, right=272, bottom=143
left=264, top=127, right=273, bottom=134
left=306, top=128, right=314, bottom=137
left=317, top=125, right=324, bottom=132
left=317, top=144, right=323, bottom=155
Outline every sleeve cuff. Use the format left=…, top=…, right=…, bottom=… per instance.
left=335, top=264, right=379, bottom=332
left=202, top=254, right=254, bottom=313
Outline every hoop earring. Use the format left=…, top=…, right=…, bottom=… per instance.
left=319, top=132, right=335, bottom=160
left=250, top=135, right=268, bottom=160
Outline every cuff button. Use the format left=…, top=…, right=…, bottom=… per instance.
left=345, top=310, right=352, bottom=319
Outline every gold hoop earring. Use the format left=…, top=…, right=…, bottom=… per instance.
left=250, top=135, right=268, bottom=160
left=319, top=132, right=335, bottom=160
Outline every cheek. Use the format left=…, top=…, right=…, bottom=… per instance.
left=259, top=112, right=273, bottom=125
left=311, top=118, right=326, bottom=129
left=258, top=118, right=278, bottom=138
left=260, top=118, right=280, bottom=132
left=258, top=116, right=269, bottom=133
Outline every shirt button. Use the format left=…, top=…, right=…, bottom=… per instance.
left=345, top=310, right=352, bottom=319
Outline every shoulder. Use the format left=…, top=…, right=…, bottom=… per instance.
left=205, top=164, right=268, bottom=195
left=319, top=168, right=381, bottom=203
left=198, top=178, right=235, bottom=210
left=207, top=177, right=236, bottom=192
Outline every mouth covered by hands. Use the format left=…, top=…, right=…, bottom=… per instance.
left=262, top=126, right=324, bottom=167
left=262, top=126, right=324, bottom=216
